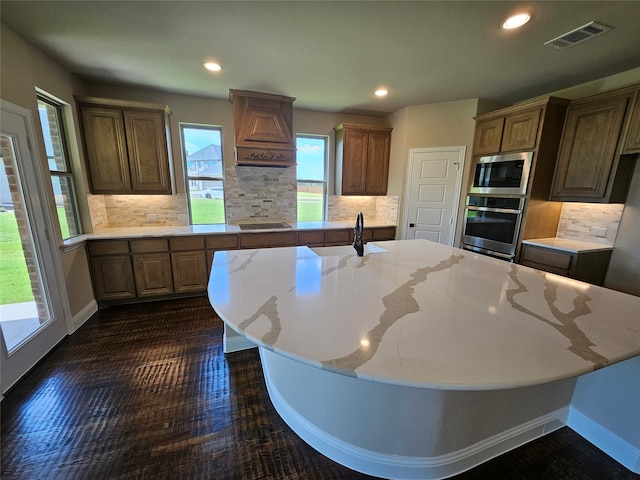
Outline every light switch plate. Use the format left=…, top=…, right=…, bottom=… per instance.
left=591, top=226, right=607, bottom=237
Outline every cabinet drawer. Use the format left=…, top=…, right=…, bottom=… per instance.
left=206, top=234, right=239, bottom=250
left=371, top=227, right=396, bottom=241
left=130, top=238, right=168, bottom=253
left=522, top=245, right=573, bottom=270
left=297, top=231, right=325, bottom=246
left=88, top=240, right=130, bottom=255
left=324, top=229, right=352, bottom=246
left=170, top=236, right=205, bottom=251
left=239, top=231, right=297, bottom=248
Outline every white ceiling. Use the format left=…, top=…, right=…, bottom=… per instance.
left=2, top=1, right=640, bottom=115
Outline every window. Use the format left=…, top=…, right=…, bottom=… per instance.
left=36, top=96, right=81, bottom=240
left=180, top=124, right=225, bottom=224
left=296, top=135, right=328, bottom=222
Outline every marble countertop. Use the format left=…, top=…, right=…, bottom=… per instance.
left=208, top=239, right=640, bottom=390
left=62, top=220, right=396, bottom=249
left=522, top=238, right=613, bottom=253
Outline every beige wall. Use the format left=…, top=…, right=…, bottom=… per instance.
left=386, top=99, right=479, bottom=244
left=1, top=24, right=94, bottom=318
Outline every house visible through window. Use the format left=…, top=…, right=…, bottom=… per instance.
left=180, top=124, right=225, bottom=224
left=296, top=135, right=327, bottom=222
left=36, top=95, right=81, bottom=240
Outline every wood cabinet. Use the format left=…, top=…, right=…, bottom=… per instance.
left=520, top=243, right=612, bottom=286
left=550, top=87, right=638, bottom=203
left=229, top=89, right=296, bottom=167
left=623, top=92, right=640, bottom=153
left=335, top=123, right=392, bottom=195
left=473, top=104, right=547, bottom=155
left=88, top=240, right=136, bottom=301
left=76, top=96, right=172, bottom=194
left=170, top=237, right=208, bottom=294
left=88, top=227, right=395, bottom=307
left=130, top=239, right=173, bottom=297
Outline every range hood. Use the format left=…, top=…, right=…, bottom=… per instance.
left=229, top=89, right=296, bottom=167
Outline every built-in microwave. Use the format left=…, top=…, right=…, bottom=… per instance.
left=469, top=151, right=533, bottom=196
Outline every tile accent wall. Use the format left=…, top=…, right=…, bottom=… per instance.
left=86, top=166, right=399, bottom=229
left=328, top=195, right=399, bottom=224
left=88, top=194, right=189, bottom=230
left=224, top=165, right=297, bottom=224
left=556, top=202, right=625, bottom=246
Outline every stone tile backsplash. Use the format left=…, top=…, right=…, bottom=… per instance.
left=556, top=202, right=624, bottom=246
left=87, top=186, right=399, bottom=231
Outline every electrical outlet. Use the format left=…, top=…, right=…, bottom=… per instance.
left=147, top=214, right=158, bottom=222
left=590, top=226, right=607, bottom=237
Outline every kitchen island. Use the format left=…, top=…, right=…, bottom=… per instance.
left=208, top=239, right=640, bottom=479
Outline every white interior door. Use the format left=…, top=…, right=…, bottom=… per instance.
left=1, top=100, right=70, bottom=395
left=403, top=147, right=465, bottom=245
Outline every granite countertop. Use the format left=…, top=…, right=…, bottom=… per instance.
left=208, top=239, right=640, bottom=391
left=522, top=238, right=614, bottom=254
left=62, top=220, right=396, bottom=249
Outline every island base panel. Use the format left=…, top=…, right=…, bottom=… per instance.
left=259, top=347, right=575, bottom=480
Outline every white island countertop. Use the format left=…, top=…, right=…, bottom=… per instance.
left=209, top=239, right=640, bottom=391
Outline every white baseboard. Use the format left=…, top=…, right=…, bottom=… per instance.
left=568, top=406, right=640, bottom=474
left=71, top=300, right=98, bottom=332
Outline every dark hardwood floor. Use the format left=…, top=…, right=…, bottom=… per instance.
left=2, top=297, right=638, bottom=480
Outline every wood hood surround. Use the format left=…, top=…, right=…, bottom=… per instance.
left=229, top=89, right=296, bottom=167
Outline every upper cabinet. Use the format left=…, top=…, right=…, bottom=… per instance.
left=76, top=96, right=172, bottom=195
left=472, top=97, right=568, bottom=157
left=229, top=89, right=296, bottom=167
left=623, top=92, right=640, bottom=154
left=550, top=85, right=639, bottom=203
left=335, top=123, right=392, bottom=195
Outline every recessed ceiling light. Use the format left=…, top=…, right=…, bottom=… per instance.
left=501, top=13, right=531, bottom=30
left=203, top=62, right=222, bottom=72
left=374, top=89, right=389, bottom=97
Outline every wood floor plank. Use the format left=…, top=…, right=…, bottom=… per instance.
left=1, top=297, right=637, bottom=479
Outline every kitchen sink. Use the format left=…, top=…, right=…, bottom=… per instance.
left=238, top=222, right=292, bottom=230
left=310, top=244, right=387, bottom=256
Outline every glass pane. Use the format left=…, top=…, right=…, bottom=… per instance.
left=37, top=99, right=68, bottom=172
left=297, top=182, right=324, bottom=222
left=297, top=136, right=326, bottom=181
left=189, top=179, right=225, bottom=225
left=0, top=135, right=51, bottom=353
left=51, top=175, right=81, bottom=239
left=182, top=126, right=223, bottom=176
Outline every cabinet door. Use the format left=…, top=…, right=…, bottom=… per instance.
left=472, top=118, right=504, bottom=155
left=171, top=251, right=208, bottom=294
left=80, top=106, right=131, bottom=193
left=133, top=253, right=173, bottom=297
left=123, top=110, right=172, bottom=194
left=341, top=129, right=369, bottom=195
left=90, top=255, right=136, bottom=301
left=623, top=93, right=640, bottom=153
left=366, top=132, right=391, bottom=195
left=501, top=109, right=541, bottom=152
left=551, top=93, right=630, bottom=201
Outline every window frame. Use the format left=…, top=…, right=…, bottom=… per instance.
left=296, top=134, right=329, bottom=222
left=36, top=94, right=82, bottom=240
left=179, top=123, right=226, bottom=225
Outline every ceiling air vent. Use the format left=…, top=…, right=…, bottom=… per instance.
left=544, top=21, right=612, bottom=49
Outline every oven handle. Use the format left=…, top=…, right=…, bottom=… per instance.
left=466, top=206, right=523, bottom=214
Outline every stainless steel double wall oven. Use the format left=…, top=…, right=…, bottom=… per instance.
left=462, top=152, right=533, bottom=261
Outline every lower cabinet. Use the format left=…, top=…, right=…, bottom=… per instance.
left=171, top=251, right=208, bottom=293
left=133, top=253, right=173, bottom=297
left=90, top=254, right=136, bottom=301
left=520, top=243, right=612, bottom=286
left=88, top=226, right=396, bottom=306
